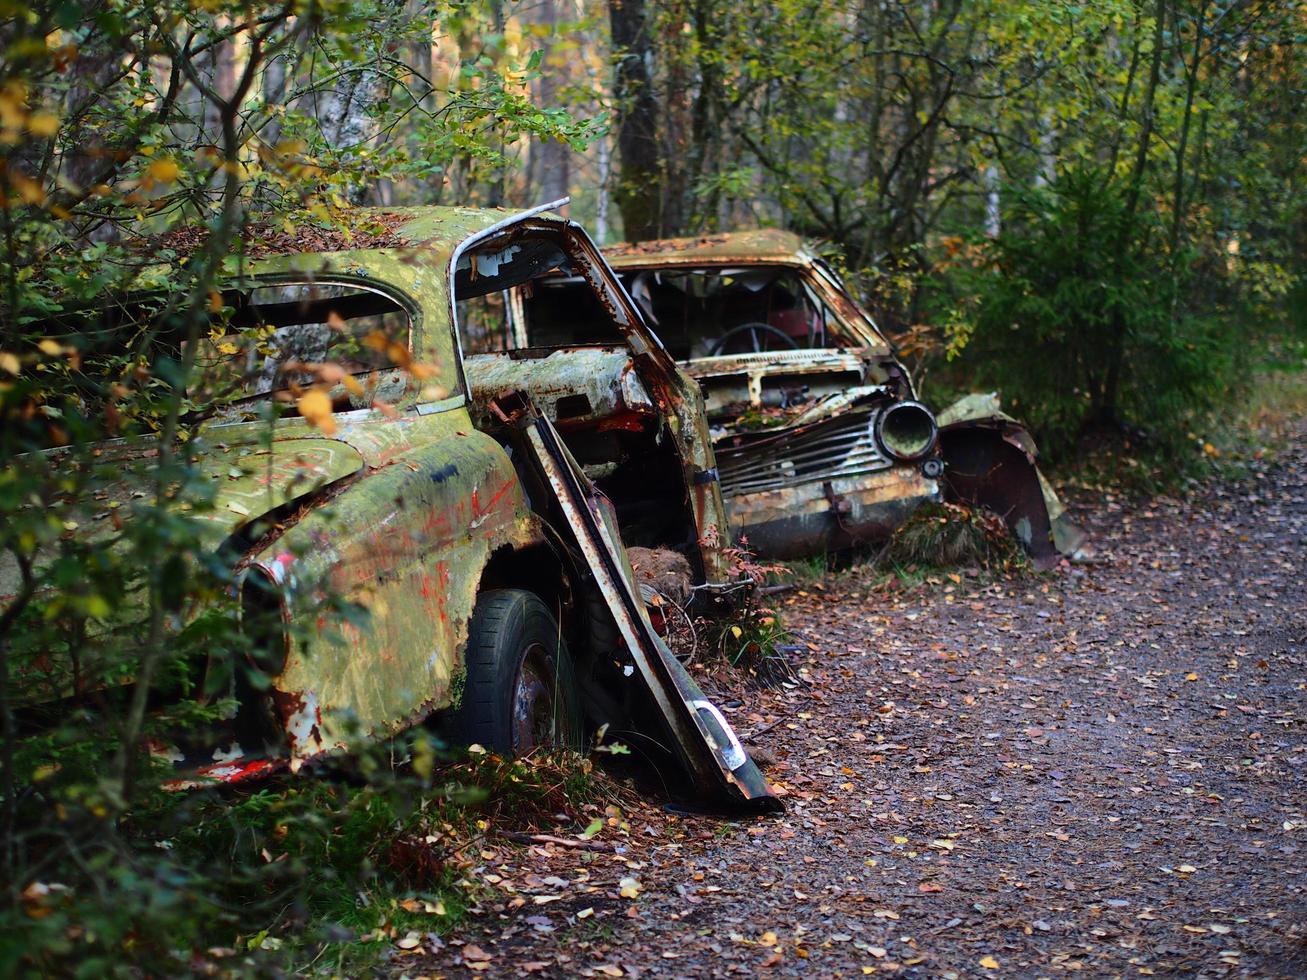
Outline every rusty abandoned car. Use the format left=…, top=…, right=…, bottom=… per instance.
left=508, top=230, right=1084, bottom=565
left=3, top=204, right=776, bottom=812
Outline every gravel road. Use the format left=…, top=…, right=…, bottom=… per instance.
left=400, top=427, right=1306, bottom=978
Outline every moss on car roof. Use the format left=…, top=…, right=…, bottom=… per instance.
left=144, top=205, right=531, bottom=262
left=603, top=228, right=808, bottom=267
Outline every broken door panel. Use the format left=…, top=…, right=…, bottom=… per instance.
left=507, top=399, right=779, bottom=813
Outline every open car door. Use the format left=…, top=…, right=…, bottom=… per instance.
left=493, top=393, right=779, bottom=813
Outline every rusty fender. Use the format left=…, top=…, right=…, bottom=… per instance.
left=938, top=421, right=1088, bottom=569
left=247, top=411, right=544, bottom=770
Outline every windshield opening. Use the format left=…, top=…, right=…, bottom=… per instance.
left=454, top=230, right=627, bottom=355
left=521, top=265, right=853, bottom=361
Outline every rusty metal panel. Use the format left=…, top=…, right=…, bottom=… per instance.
left=937, top=393, right=1090, bottom=565
left=603, top=229, right=806, bottom=265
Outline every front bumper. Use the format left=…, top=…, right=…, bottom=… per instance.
left=726, top=466, right=940, bottom=560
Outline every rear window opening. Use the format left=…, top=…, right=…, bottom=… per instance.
left=198, top=282, right=411, bottom=405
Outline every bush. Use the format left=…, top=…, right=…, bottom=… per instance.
left=938, top=168, right=1238, bottom=460
left=0, top=736, right=606, bottom=976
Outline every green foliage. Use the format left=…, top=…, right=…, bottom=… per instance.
left=1, top=734, right=605, bottom=976
left=938, top=168, right=1237, bottom=458
left=705, top=602, right=795, bottom=686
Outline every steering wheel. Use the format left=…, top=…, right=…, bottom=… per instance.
left=708, top=322, right=802, bottom=356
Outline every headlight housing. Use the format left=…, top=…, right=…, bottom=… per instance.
left=876, top=401, right=938, bottom=461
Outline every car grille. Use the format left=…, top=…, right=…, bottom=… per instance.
left=716, top=408, right=893, bottom=497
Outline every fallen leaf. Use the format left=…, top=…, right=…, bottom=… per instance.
left=979, top=955, right=1000, bottom=969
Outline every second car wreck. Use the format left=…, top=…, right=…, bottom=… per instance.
left=4, top=204, right=777, bottom=813
left=507, top=230, right=1084, bottom=564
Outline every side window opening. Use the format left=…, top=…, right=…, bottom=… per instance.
left=456, top=290, right=510, bottom=354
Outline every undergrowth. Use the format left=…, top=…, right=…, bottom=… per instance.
left=3, top=738, right=610, bottom=977
left=882, top=502, right=1024, bottom=571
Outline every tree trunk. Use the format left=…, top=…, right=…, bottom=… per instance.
left=528, top=0, right=571, bottom=208
left=609, top=0, right=663, bottom=240
left=312, top=68, right=387, bottom=203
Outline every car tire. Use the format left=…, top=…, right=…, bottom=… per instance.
left=442, top=589, right=581, bottom=755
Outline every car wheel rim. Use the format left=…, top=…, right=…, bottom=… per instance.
left=511, top=645, right=558, bottom=753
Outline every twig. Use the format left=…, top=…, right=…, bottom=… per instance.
left=740, top=705, right=808, bottom=742
left=504, top=832, right=613, bottom=852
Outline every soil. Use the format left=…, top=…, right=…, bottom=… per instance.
left=395, top=425, right=1306, bottom=978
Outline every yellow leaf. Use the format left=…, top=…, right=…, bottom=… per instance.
left=0, top=351, right=18, bottom=375
left=147, top=158, right=179, bottom=184
left=619, top=876, right=641, bottom=899
left=410, top=361, right=439, bottom=379
left=37, top=339, right=63, bottom=356
left=27, top=113, right=58, bottom=136
left=730, top=625, right=743, bottom=639
left=759, top=931, right=778, bottom=947
left=10, top=173, right=45, bottom=204
left=296, top=388, right=336, bottom=434
left=979, top=955, right=1000, bottom=969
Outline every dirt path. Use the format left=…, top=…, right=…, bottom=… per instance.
left=399, top=429, right=1306, bottom=978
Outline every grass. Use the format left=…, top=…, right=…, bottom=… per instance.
left=1219, top=335, right=1307, bottom=455
left=880, top=502, right=1025, bottom=572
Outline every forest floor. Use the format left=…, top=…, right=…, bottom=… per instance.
left=396, top=423, right=1306, bottom=979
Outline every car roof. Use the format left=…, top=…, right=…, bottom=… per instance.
left=602, top=229, right=810, bottom=269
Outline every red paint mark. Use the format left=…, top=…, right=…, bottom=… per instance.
left=418, top=572, right=440, bottom=599
left=437, top=562, right=450, bottom=623
left=475, top=477, right=517, bottom=518
left=162, top=757, right=282, bottom=791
